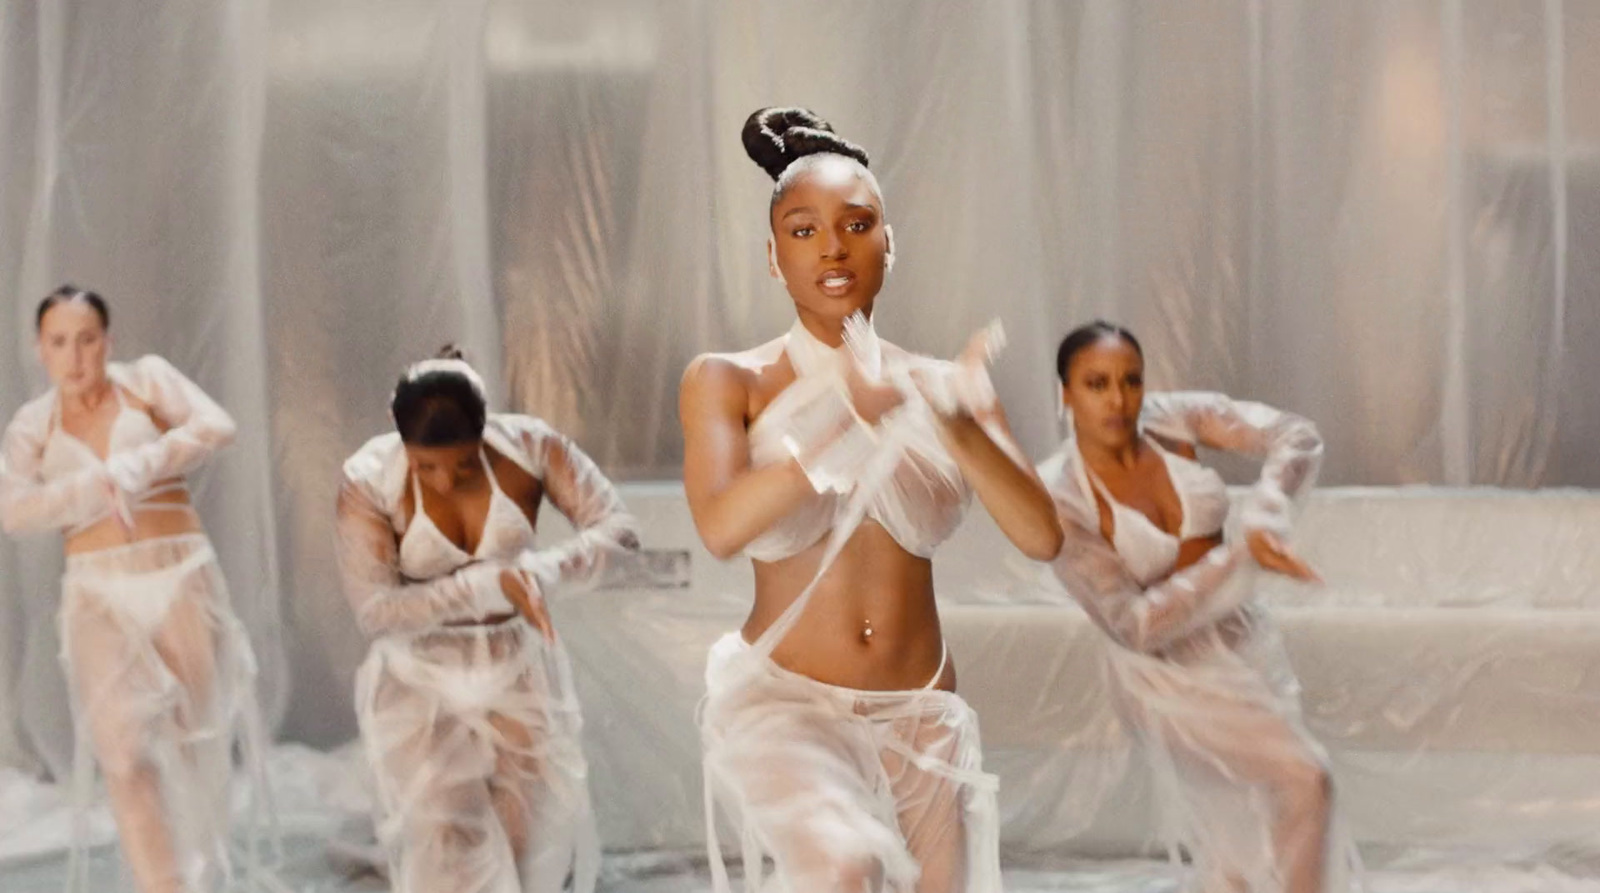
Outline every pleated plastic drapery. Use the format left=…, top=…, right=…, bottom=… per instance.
left=0, top=0, right=1593, bottom=802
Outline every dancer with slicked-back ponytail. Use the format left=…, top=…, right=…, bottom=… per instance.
left=1040, top=322, right=1357, bottom=893
left=681, top=108, right=1063, bottom=893
left=1, top=286, right=272, bottom=893
left=335, top=346, right=639, bottom=893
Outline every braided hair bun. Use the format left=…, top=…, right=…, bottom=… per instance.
left=741, top=107, right=870, bottom=180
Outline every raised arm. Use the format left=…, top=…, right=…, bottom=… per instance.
left=898, top=325, right=1062, bottom=561
left=506, top=420, right=640, bottom=593
left=1141, top=391, right=1323, bottom=538
left=933, top=402, right=1063, bottom=562
left=105, top=355, right=238, bottom=494
left=679, top=355, right=823, bottom=559
left=334, top=476, right=509, bottom=637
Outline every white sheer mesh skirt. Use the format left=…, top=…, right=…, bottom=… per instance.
left=1107, top=593, right=1358, bottom=893
left=353, top=620, right=599, bottom=893
left=700, top=632, right=1001, bottom=893
left=58, top=532, right=271, bottom=893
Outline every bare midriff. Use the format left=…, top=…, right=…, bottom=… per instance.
left=743, top=520, right=953, bottom=693
left=63, top=480, right=201, bottom=556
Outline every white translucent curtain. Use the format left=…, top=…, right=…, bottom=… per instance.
left=0, top=1, right=289, bottom=775
left=1, top=0, right=1594, bottom=754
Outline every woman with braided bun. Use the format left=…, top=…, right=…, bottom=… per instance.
left=681, top=108, right=1063, bottom=893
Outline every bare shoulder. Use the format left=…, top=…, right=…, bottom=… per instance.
left=681, top=351, right=748, bottom=395
left=681, top=338, right=786, bottom=404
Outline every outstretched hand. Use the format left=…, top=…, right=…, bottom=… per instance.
left=1246, top=529, right=1321, bottom=583
left=842, top=352, right=905, bottom=425
left=955, top=320, right=1005, bottom=370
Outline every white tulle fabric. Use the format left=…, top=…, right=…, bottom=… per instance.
left=0, top=358, right=272, bottom=893
left=1039, top=391, right=1358, bottom=893
left=701, top=316, right=1004, bottom=893
left=336, top=413, right=638, bottom=893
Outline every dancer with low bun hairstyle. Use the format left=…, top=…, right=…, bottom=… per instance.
left=335, top=345, right=639, bottom=893
left=1, top=285, right=272, bottom=893
left=1039, top=321, right=1356, bottom=893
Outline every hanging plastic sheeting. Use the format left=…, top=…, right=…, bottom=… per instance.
left=0, top=0, right=1596, bottom=890
left=0, top=0, right=1589, bottom=768
left=0, top=0, right=289, bottom=796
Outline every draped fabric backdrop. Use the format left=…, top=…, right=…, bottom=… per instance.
left=1, top=0, right=1594, bottom=755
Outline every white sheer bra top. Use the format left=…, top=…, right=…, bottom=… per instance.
left=1, top=356, right=236, bottom=537
left=397, top=447, right=537, bottom=581
left=40, top=388, right=164, bottom=478
left=1073, top=438, right=1229, bottom=586
left=1036, top=392, right=1324, bottom=654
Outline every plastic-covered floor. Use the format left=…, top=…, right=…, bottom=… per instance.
left=2, top=746, right=1595, bottom=892
left=5, top=836, right=1597, bottom=893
